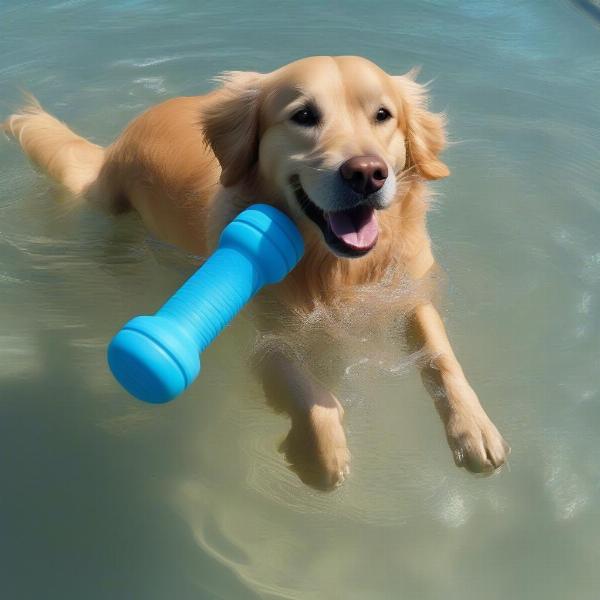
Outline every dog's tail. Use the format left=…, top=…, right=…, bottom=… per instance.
left=3, top=96, right=105, bottom=196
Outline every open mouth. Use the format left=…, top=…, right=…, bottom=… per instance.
left=290, top=175, right=379, bottom=258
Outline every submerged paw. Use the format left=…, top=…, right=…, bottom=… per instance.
left=446, top=411, right=510, bottom=474
left=280, top=402, right=350, bottom=491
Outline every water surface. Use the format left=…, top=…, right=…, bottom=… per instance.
left=1, top=1, right=600, bottom=599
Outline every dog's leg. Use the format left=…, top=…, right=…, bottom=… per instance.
left=408, top=302, right=510, bottom=473
left=254, top=347, right=350, bottom=490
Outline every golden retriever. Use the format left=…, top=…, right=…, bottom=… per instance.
left=3, top=56, right=509, bottom=489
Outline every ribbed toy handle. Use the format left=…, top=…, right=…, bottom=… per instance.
left=107, top=204, right=304, bottom=404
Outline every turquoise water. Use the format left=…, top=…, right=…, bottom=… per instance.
left=1, top=1, right=600, bottom=598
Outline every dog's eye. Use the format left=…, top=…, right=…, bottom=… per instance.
left=290, top=106, right=321, bottom=127
left=375, top=107, right=392, bottom=123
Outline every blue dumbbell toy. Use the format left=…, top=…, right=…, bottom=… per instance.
left=107, top=204, right=304, bottom=404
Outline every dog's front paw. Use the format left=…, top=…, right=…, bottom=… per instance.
left=445, top=405, right=510, bottom=474
left=280, top=398, right=350, bottom=491
left=441, top=379, right=510, bottom=474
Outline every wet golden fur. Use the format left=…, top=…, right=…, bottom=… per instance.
left=4, top=58, right=445, bottom=306
left=3, top=56, right=509, bottom=489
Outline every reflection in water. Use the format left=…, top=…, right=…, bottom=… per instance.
left=571, top=0, right=600, bottom=24
left=1, top=1, right=600, bottom=598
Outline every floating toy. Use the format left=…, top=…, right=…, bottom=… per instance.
left=107, top=204, right=304, bottom=403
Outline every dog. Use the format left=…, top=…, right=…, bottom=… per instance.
left=3, top=56, right=509, bottom=490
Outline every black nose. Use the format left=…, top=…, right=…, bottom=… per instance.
left=339, top=155, right=388, bottom=196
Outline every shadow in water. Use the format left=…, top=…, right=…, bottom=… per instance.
left=0, top=327, right=259, bottom=600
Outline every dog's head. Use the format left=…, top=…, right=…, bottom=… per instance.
left=202, top=56, right=449, bottom=259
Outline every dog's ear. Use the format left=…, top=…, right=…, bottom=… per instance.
left=394, top=70, right=450, bottom=180
left=201, top=71, right=264, bottom=187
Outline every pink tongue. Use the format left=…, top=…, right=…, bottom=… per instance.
left=326, top=205, right=379, bottom=250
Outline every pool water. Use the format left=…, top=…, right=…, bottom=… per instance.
left=1, top=2, right=599, bottom=599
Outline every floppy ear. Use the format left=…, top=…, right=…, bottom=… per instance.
left=201, top=71, right=264, bottom=187
left=394, top=70, right=450, bottom=180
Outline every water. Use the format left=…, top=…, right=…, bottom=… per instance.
left=1, top=1, right=599, bottom=598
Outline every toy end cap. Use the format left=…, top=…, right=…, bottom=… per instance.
left=108, top=328, right=199, bottom=403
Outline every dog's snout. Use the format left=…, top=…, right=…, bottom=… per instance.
left=339, top=155, right=388, bottom=196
